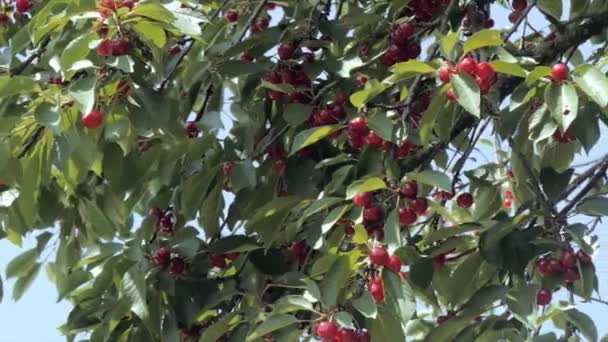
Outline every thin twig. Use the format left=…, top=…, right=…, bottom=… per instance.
left=560, top=159, right=608, bottom=215
left=195, top=83, right=214, bottom=122
left=9, top=36, right=51, bottom=76
left=238, top=0, right=268, bottom=42
left=557, top=154, right=608, bottom=202
left=504, top=1, right=536, bottom=42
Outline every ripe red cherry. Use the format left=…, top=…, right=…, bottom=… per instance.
left=169, top=45, right=181, bottom=56
left=82, top=110, right=103, bottom=129
left=357, top=75, right=368, bottom=86
left=364, top=131, right=384, bottom=148
left=512, top=0, right=527, bottom=11
left=503, top=198, right=513, bottom=208
left=434, top=254, right=446, bottom=268
left=170, top=256, right=186, bottom=275
left=369, top=247, right=389, bottom=266
left=357, top=331, right=371, bottom=342
left=185, top=121, right=199, bottom=138
left=547, top=258, right=563, bottom=273
left=551, top=63, right=569, bottom=82
left=363, top=206, right=382, bottom=222
left=335, top=329, right=357, bottom=342
left=458, top=57, right=478, bottom=76
left=0, top=14, right=9, bottom=25
left=349, top=116, right=369, bottom=135
left=369, top=276, right=384, bottom=303
left=97, top=39, right=112, bottom=56
left=399, top=181, right=418, bottom=199
left=209, top=253, right=227, bottom=268
left=536, top=258, right=550, bottom=275
left=335, top=93, right=348, bottom=106
left=560, top=249, right=578, bottom=268
left=447, top=89, right=456, bottom=103
left=386, top=255, right=402, bottom=273
left=410, top=198, right=428, bottom=215
left=224, top=9, right=238, bottom=23
left=242, top=51, right=254, bottom=61
left=348, top=134, right=365, bottom=149
left=278, top=43, right=296, bottom=60
left=273, top=158, right=286, bottom=175
left=110, top=39, right=129, bottom=56
left=399, top=207, right=417, bottom=225
left=476, top=62, right=496, bottom=83
left=505, top=190, right=514, bottom=199
left=437, top=64, right=453, bottom=83
left=265, top=2, right=277, bottom=9
left=315, top=321, right=339, bottom=340
left=148, top=207, right=164, bottom=219
left=353, top=192, right=373, bottom=207
left=577, top=250, right=593, bottom=264
left=508, top=11, right=522, bottom=24
left=536, top=288, right=552, bottom=306
left=563, top=268, right=580, bottom=283
left=16, top=0, right=31, bottom=13
left=288, top=241, right=306, bottom=256
left=391, top=22, right=415, bottom=45
left=456, top=193, right=474, bottom=208
left=159, top=215, right=174, bottom=233
left=222, top=161, right=234, bottom=178
left=153, top=247, right=171, bottom=267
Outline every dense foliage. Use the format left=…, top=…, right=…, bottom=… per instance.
left=1, top=0, right=608, bottom=341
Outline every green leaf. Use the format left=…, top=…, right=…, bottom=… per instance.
left=128, top=2, right=175, bottom=23
left=564, top=309, right=598, bottom=342
left=198, top=313, right=235, bottom=342
left=573, top=64, right=608, bottom=107
left=0, top=76, right=39, bottom=97
left=133, top=21, right=167, bottom=48
left=349, top=80, right=388, bottom=108
left=320, top=256, right=351, bottom=306
left=68, top=77, right=96, bottom=115
left=576, top=197, right=608, bottom=216
left=537, top=0, right=563, bottom=20
left=526, top=66, right=552, bottom=85
left=60, top=33, right=96, bottom=72
left=367, top=112, right=394, bottom=142
left=6, top=248, right=38, bottom=279
left=246, top=314, right=297, bottom=341
left=462, top=29, right=503, bottom=55
left=382, top=270, right=415, bottom=324
left=409, top=259, right=434, bottom=289
left=451, top=74, right=481, bottom=117
left=230, top=160, right=257, bottom=192
left=200, top=182, right=224, bottom=238
left=491, top=61, right=527, bottom=77
left=545, top=82, right=578, bottom=131
left=0, top=275, right=3, bottom=303
left=290, top=125, right=339, bottom=155
left=273, top=295, right=315, bottom=313
left=440, top=32, right=460, bottom=58
left=352, top=224, right=368, bottom=244
left=384, top=209, right=401, bottom=254
left=392, top=60, right=436, bottom=75
left=352, top=291, right=378, bottom=319
left=368, top=307, right=405, bottom=342
left=12, top=263, right=40, bottom=301
left=407, top=170, right=451, bottom=191
left=345, top=177, right=387, bottom=199
left=208, top=235, right=260, bottom=253
left=424, top=309, right=482, bottom=342
left=283, top=103, right=312, bottom=127
left=216, top=60, right=267, bottom=78
left=540, top=167, right=574, bottom=199
left=334, top=311, right=356, bottom=329
left=122, top=266, right=149, bottom=321
left=303, top=197, right=344, bottom=218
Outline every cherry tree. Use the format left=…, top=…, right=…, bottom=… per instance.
left=1, top=0, right=608, bottom=341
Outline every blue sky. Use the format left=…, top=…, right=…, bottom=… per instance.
left=2, top=1, right=608, bottom=341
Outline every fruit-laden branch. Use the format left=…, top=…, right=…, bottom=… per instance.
left=9, top=36, right=51, bottom=76
left=557, top=153, right=608, bottom=202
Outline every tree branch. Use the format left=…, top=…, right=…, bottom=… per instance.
left=560, top=159, right=608, bottom=215
left=195, top=83, right=214, bottom=122
left=9, top=36, right=51, bottom=76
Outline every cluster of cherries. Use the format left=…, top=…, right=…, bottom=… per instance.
left=438, top=56, right=497, bottom=101
left=380, top=22, right=421, bottom=66
left=184, top=121, right=200, bottom=138
left=152, top=247, right=187, bottom=275
left=264, top=64, right=312, bottom=103
left=96, top=0, right=138, bottom=56
left=397, top=181, right=428, bottom=225
left=149, top=206, right=175, bottom=234
left=315, top=320, right=370, bottom=342
left=308, top=94, right=347, bottom=127
left=346, top=116, right=417, bottom=158
left=537, top=248, right=592, bottom=282
left=549, top=63, right=578, bottom=144
left=535, top=248, right=593, bottom=305
left=404, top=0, right=450, bottom=22
left=508, top=0, right=528, bottom=24
left=98, top=0, right=137, bottom=17
left=266, top=143, right=288, bottom=176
